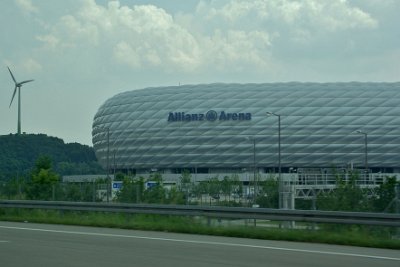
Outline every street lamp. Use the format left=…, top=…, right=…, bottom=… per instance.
left=266, top=112, right=282, bottom=209
left=354, top=130, right=368, bottom=181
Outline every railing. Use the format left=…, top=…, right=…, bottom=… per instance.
left=1, top=200, right=399, bottom=227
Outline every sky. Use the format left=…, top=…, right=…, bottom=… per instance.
left=1, top=0, right=399, bottom=146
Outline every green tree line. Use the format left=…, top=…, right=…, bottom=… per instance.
left=0, top=133, right=103, bottom=180
left=1, top=155, right=398, bottom=213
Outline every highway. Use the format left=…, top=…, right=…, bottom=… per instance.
left=0, top=221, right=399, bottom=267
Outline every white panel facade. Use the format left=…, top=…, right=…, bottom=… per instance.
left=92, top=83, right=400, bottom=171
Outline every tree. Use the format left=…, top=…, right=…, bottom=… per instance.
left=59, top=182, right=97, bottom=202
left=179, top=170, right=192, bottom=204
left=116, top=175, right=144, bottom=203
left=142, top=173, right=167, bottom=204
left=256, top=176, right=279, bottom=208
left=34, top=155, right=52, bottom=172
left=26, top=155, right=60, bottom=200
left=61, top=183, right=82, bottom=201
left=167, top=187, right=186, bottom=205
left=317, top=171, right=371, bottom=212
left=207, top=177, right=222, bottom=203
left=192, top=181, right=208, bottom=204
left=0, top=134, right=102, bottom=180
left=221, top=176, right=232, bottom=202
left=230, top=174, right=243, bottom=203
left=372, top=176, right=398, bottom=212
left=0, top=176, right=26, bottom=199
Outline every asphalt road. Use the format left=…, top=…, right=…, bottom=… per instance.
left=0, top=221, right=399, bottom=267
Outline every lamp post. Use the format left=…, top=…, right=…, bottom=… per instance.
left=266, top=112, right=282, bottom=209
left=354, top=130, right=368, bottom=181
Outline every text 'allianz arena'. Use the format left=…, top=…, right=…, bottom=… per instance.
left=92, top=83, right=400, bottom=176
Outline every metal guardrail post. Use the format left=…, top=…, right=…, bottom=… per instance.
left=1, top=200, right=400, bottom=227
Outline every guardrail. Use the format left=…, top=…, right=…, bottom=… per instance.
left=1, top=200, right=399, bottom=227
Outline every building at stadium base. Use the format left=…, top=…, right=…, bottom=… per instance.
left=92, top=83, right=400, bottom=197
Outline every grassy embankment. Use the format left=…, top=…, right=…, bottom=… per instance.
left=0, top=208, right=399, bottom=250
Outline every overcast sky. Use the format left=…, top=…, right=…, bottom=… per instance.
left=1, top=0, right=399, bottom=146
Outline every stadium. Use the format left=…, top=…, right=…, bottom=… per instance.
left=92, top=82, right=400, bottom=185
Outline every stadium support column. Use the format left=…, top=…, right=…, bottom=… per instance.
left=245, top=136, right=257, bottom=205
left=96, top=126, right=112, bottom=202
left=354, top=130, right=368, bottom=183
left=106, top=127, right=110, bottom=202
left=266, top=112, right=283, bottom=209
left=253, top=137, right=256, bottom=205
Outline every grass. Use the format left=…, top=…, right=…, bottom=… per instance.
left=1, top=208, right=399, bottom=249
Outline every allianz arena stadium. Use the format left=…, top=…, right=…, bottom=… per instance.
left=92, top=83, right=400, bottom=180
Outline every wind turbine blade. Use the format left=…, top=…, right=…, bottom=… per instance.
left=7, top=66, right=17, bottom=84
left=9, top=86, right=17, bottom=108
left=19, top=79, right=34, bottom=85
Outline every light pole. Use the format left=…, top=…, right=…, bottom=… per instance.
left=266, top=112, right=282, bottom=209
left=354, top=130, right=368, bottom=181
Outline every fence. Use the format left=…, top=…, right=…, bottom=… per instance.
left=1, top=200, right=399, bottom=227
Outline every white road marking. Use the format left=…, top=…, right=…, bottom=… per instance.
left=0, top=225, right=398, bottom=261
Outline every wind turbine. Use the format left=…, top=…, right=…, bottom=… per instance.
left=7, top=66, right=34, bottom=135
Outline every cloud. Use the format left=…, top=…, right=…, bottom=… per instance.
left=194, top=0, right=378, bottom=43
left=113, top=41, right=141, bottom=68
left=15, top=0, right=38, bottom=14
left=1, top=0, right=397, bottom=146
left=22, top=58, right=42, bottom=73
left=201, top=30, right=272, bottom=71
left=33, top=0, right=381, bottom=76
left=36, top=34, right=60, bottom=50
left=199, top=0, right=378, bottom=29
left=35, top=1, right=201, bottom=71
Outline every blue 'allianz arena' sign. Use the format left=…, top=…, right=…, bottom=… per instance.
left=168, top=110, right=251, bottom=122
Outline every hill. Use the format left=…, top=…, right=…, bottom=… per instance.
left=0, top=133, right=103, bottom=180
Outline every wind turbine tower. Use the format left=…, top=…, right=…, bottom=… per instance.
left=7, top=66, right=34, bottom=135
